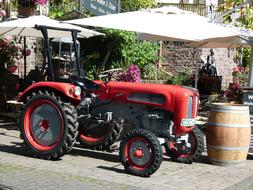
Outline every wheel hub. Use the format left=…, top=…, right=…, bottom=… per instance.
left=129, top=141, right=151, bottom=166
left=133, top=149, right=143, bottom=158
left=30, top=103, right=63, bottom=147
left=40, top=119, right=49, bottom=131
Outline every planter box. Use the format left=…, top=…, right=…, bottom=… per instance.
left=0, top=69, right=19, bottom=112
left=197, top=76, right=222, bottom=95
left=140, top=80, right=168, bottom=84
left=18, top=6, right=37, bottom=18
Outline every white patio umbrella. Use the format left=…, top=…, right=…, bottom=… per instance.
left=0, top=15, right=104, bottom=38
left=0, top=15, right=104, bottom=81
left=65, top=6, right=253, bottom=88
left=66, top=6, right=244, bottom=47
left=138, top=22, right=253, bottom=48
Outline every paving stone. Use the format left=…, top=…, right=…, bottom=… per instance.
left=0, top=127, right=253, bottom=190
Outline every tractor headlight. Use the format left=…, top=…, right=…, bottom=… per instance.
left=74, top=86, right=82, bottom=97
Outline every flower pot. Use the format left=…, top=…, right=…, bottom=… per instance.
left=18, top=6, right=37, bottom=18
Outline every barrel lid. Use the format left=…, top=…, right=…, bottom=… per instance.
left=211, top=103, right=249, bottom=112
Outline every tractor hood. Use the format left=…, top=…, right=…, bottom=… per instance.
left=96, top=81, right=199, bottom=112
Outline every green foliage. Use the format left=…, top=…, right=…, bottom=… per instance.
left=218, top=0, right=252, bottom=67
left=82, top=53, right=99, bottom=80
left=10, top=0, right=19, bottom=9
left=235, top=47, right=251, bottom=67
left=218, top=0, right=253, bottom=29
left=169, top=72, right=193, bottom=86
left=48, top=0, right=78, bottom=19
left=142, top=63, right=171, bottom=80
left=241, top=48, right=251, bottom=68
left=232, top=66, right=249, bottom=86
left=103, top=29, right=159, bottom=70
left=121, top=0, right=157, bottom=12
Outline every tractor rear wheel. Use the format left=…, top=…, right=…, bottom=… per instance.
left=119, top=128, right=163, bottom=177
left=19, top=90, right=78, bottom=160
left=164, top=127, right=204, bottom=163
left=78, top=119, right=123, bottom=151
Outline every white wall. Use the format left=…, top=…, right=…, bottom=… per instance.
left=156, top=0, right=219, bottom=5
left=205, top=0, right=218, bottom=6
left=80, top=0, right=118, bottom=15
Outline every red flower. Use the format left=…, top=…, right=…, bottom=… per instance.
left=232, top=67, right=239, bottom=72
left=7, top=65, right=18, bottom=73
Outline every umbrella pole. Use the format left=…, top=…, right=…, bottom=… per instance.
left=71, top=30, right=81, bottom=76
left=24, top=36, right=27, bottom=82
left=247, top=47, right=253, bottom=87
left=194, top=47, right=200, bottom=89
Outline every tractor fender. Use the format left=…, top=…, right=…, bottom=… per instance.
left=18, top=81, right=81, bottom=104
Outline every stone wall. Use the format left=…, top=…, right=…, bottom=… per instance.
left=201, top=48, right=237, bottom=88
left=161, top=42, right=196, bottom=74
left=14, top=37, right=44, bottom=78
left=161, top=42, right=237, bottom=89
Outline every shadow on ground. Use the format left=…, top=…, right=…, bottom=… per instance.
left=97, top=165, right=125, bottom=174
left=0, top=141, right=64, bottom=161
left=69, top=148, right=120, bottom=163
left=0, top=142, right=28, bottom=157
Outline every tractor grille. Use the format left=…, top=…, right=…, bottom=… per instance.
left=194, top=96, right=199, bottom=117
left=187, top=97, right=193, bottom=118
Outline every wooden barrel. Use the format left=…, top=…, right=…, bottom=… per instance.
left=206, top=103, right=251, bottom=166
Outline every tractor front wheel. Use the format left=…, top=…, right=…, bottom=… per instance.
left=119, top=128, right=163, bottom=177
left=164, top=127, right=204, bottom=163
left=19, top=90, right=78, bottom=160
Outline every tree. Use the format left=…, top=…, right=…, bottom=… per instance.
left=121, top=0, right=157, bottom=12
left=103, top=29, right=159, bottom=69
left=218, top=0, right=253, bottom=67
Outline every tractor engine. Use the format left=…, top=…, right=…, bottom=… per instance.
left=141, top=110, right=173, bottom=137
left=76, top=95, right=124, bottom=150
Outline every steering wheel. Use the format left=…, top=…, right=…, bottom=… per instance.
left=70, top=75, right=100, bottom=91
left=98, top=68, right=123, bottom=81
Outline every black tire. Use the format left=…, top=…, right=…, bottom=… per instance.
left=78, top=119, right=123, bottom=151
left=164, top=127, right=204, bottom=164
left=119, top=128, right=163, bottom=177
left=19, top=90, right=78, bottom=160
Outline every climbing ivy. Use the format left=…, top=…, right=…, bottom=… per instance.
left=121, top=0, right=157, bottom=12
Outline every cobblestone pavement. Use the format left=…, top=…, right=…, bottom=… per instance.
left=0, top=126, right=253, bottom=190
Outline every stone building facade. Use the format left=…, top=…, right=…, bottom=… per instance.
left=14, top=37, right=44, bottom=78
left=161, top=42, right=237, bottom=89
left=201, top=48, right=236, bottom=88
left=8, top=37, right=44, bottom=92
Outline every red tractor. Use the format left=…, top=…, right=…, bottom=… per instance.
left=18, top=26, right=203, bottom=177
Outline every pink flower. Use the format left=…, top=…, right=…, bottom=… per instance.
left=18, top=0, right=47, bottom=6
left=34, top=0, right=47, bottom=5
left=16, top=83, right=20, bottom=91
left=7, top=65, right=18, bottom=73
left=0, top=10, right=6, bottom=17
left=231, top=82, right=241, bottom=90
left=23, top=49, right=31, bottom=56
left=0, top=37, right=10, bottom=47
left=232, top=67, right=239, bottom=73
left=121, top=64, right=140, bottom=82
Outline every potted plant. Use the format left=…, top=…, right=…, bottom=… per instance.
left=0, top=36, right=30, bottom=73
left=17, top=0, right=47, bottom=17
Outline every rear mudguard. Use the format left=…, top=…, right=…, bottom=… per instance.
left=18, top=82, right=82, bottom=104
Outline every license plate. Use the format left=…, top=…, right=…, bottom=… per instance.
left=181, top=118, right=195, bottom=127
